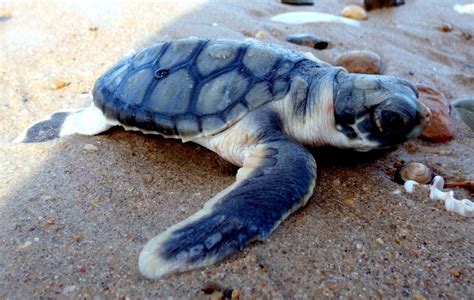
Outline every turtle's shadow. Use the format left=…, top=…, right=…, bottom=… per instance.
left=1, top=128, right=237, bottom=288
left=311, top=146, right=396, bottom=168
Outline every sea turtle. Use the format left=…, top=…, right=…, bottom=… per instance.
left=17, top=38, right=431, bottom=279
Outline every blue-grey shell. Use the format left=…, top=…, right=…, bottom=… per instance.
left=92, top=38, right=308, bottom=139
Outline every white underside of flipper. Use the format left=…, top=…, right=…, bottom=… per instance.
left=60, top=104, right=118, bottom=137
left=15, top=103, right=119, bottom=143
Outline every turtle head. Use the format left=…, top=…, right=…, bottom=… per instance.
left=332, top=71, right=431, bottom=151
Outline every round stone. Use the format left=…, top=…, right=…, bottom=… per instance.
left=335, top=50, right=381, bottom=74
left=341, top=5, right=368, bottom=20
left=417, top=84, right=454, bottom=142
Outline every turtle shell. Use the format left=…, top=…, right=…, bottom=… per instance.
left=93, top=38, right=308, bottom=140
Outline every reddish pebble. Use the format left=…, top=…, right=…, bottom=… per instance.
left=73, top=235, right=82, bottom=242
left=335, top=50, right=381, bottom=74
left=417, top=84, right=453, bottom=142
left=78, top=266, right=86, bottom=273
left=451, top=270, right=461, bottom=278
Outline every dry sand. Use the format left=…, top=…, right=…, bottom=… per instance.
left=0, top=0, right=473, bottom=298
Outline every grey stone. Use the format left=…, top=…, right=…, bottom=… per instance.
left=287, top=34, right=329, bottom=50
left=364, top=0, right=405, bottom=10
left=281, top=0, right=314, bottom=5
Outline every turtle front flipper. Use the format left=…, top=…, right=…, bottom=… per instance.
left=15, top=104, right=116, bottom=143
left=139, top=121, right=317, bottom=278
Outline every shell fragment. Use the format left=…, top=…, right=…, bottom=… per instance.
left=403, top=175, right=473, bottom=218
left=271, top=12, right=360, bottom=27
left=430, top=176, right=474, bottom=218
left=403, top=180, right=419, bottom=193
left=454, top=4, right=474, bottom=15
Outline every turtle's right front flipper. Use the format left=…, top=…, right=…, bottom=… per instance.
left=139, top=119, right=317, bottom=278
left=15, top=104, right=115, bottom=143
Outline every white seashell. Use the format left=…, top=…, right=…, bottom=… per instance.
left=429, top=176, right=474, bottom=218
left=398, top=162, right=434, bottom=185
left=403, top=180, right=419, bottom=193
left=445, top=196, right=474, bottom=218
left=429, top=176, right=449, bottom=201
left=271, top=12, right=360, bottom=27
left=454, top=4, right=474, bottom=15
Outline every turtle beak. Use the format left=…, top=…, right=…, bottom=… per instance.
left=406, top=101, right=432, bottom=139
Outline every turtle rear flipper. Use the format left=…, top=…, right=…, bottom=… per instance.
left=16, top=104, right=116, bottom=143
left=138, top=112, right=317, bottom=278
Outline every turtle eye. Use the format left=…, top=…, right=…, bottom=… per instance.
left=373, top=109, right=407, bottom=134
left=371, top=98, right=415, bottom=135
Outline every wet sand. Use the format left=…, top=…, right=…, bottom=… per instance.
left=0, top=0, right=473, bottom=298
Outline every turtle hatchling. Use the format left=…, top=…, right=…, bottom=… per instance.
left=17, top=38, right=431, bottom=278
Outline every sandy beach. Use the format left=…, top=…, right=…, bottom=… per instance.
left=0, top=0, right=473, bottom=298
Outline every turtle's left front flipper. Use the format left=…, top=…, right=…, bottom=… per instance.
left=15, top=104, right=115, bottom=143
left=139, top=127, right=317, bottom=279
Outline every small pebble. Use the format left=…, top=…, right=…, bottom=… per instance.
left=210, top=292, right=224, bottom=300
left=404, top=143, right=418, bottom=153
left=462, top=32, right=472, bottom=40
left=242, top=30, right=253, bottom=37
left=281, top=0, right=314, bottom=5
left=73, top=235, right=82, bottom=242
left=343, top=196, right=355, bottom=206
left=341, top=5, right=368, bottom=20
left=231, top=290, right=241, bottom=299
left=88, top=26, right=98, bottom=31
left=356, top=243, right=363, bottom=249
left=417, top=84, right=453, bottom=142
left=376, top=238, right=384, bottom=245
left=144, top=174, right=154, bottom=183
left=39, top=195, right=54, bottom=201
left=33, top=237, right=39, bottom=242
left=18, top=241, right=32, bottom=249
left=62, top=285, right=76, bottom=294
left=364, top=0, right=405, bottom=10
left=451, top=270, right=461, bottom=278
left=52, top=80, right=70, bottom=90
left=335, top=50, right=381, bottom=74
left=439, top=24, right=453, bottom=32
left=255, top=31, right=266, bottom=39
left=78, top=265, right=86, bottom=273
left=223, top=288, right=233, bottom=298
left=211, top=22, right=218, bottom=27
left=84, top=144, right=98, bottom=151
left=287, top=34, right=329, bottom=50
